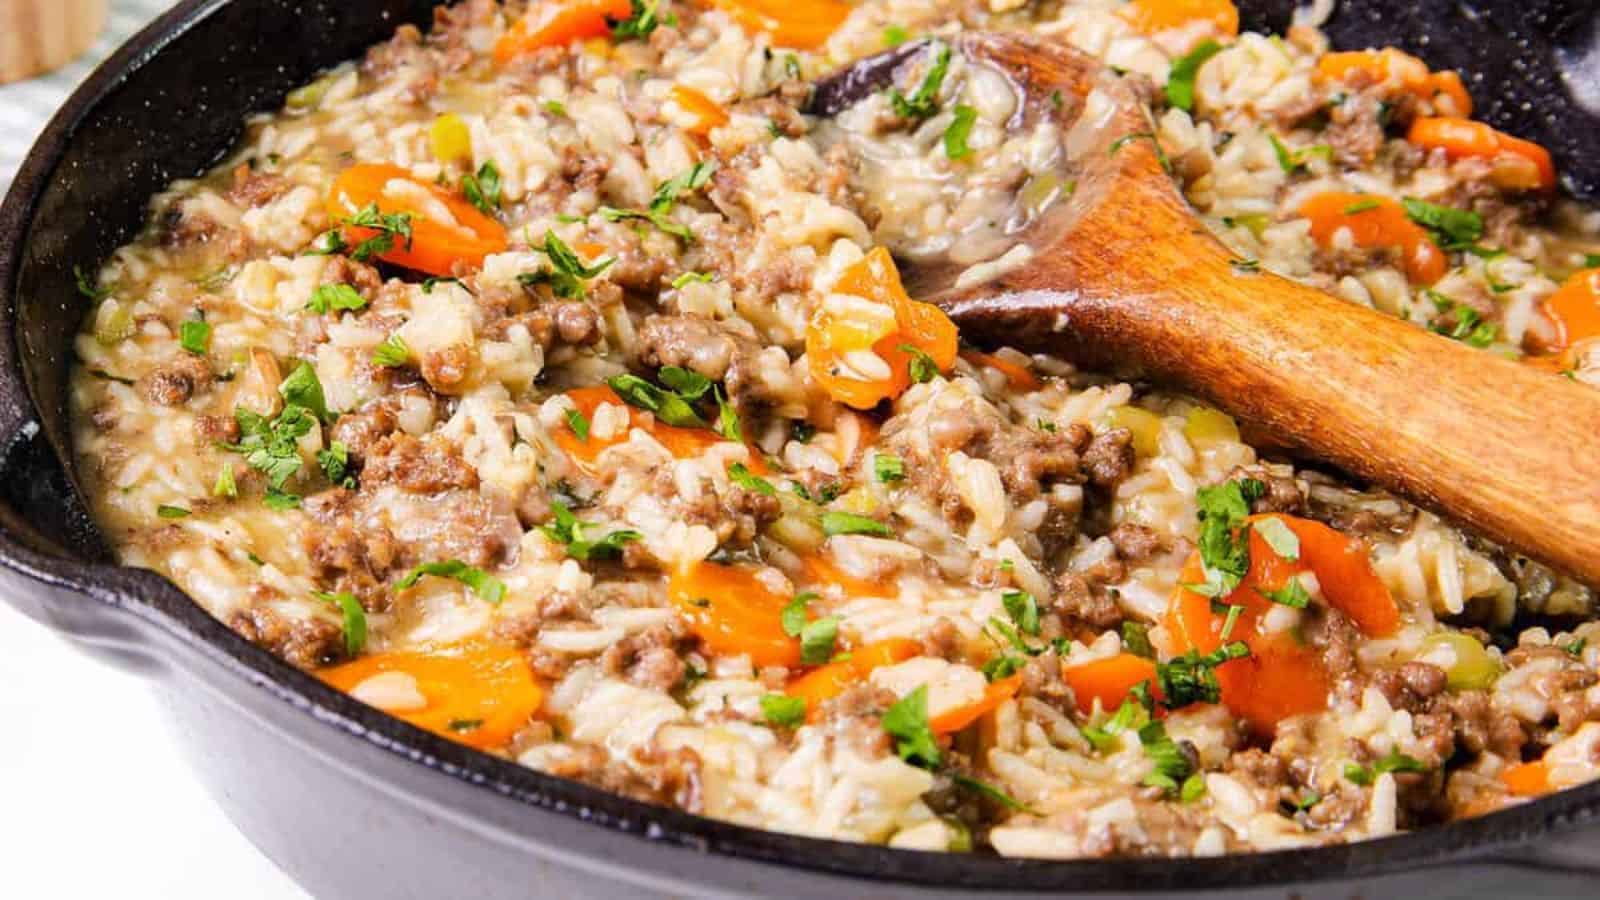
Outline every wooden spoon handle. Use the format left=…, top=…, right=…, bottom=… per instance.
left=948, top=167, right=1600, bottom=583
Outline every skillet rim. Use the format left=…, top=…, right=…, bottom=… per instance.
left=1, top=0, right=1598, bottom=891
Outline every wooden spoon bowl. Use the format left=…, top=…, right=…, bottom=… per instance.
left=814, top=33, right=1600, bottom=585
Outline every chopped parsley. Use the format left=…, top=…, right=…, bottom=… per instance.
left=461, top=160, right=502, bottom=216
left=371, top=334, right=410, bottom=367
left=670, top=271, right=714, bottom=289
left=1121, top=621, right=1155, bottom=658
left=1258, top=576, right=1311, bottom=608
left=882, top=24, right=910, bottom=46
left=1109, top=131, right=1173, bottom=173
left=728, top=462, right=775, bottom=496
left=395, top=559, right=507, bottom=604
left=519, top=230, right=613, bottom=299
left=1425, top=290, right=1498, bottom=348
left=889, top=42, right=952, bottom=119
left=313, top=590, right=366, bottom=656
left=448, top=718, right=484, bottom=733
left=608, top=0, right=661, bottom=40
left=278, top=360, right=331, bottom=422
left=950, top=773, right=1037, bottom=813
left=943, top=104, right=977, bottom=160
left=226, top=395, right=318, bottom=502
left=263, top=489, right=302, bottom=510
left=157, top=504, right=191, bottom=519
left=179, top=317, right=210, bottom=355
left=540, top=501, right=643, bottom=562
left=1402, top=197, right=1484, bottom=249
left=761, top=692, right=806, bottom=727
left=213, top=465, right=238, bottom=499
left=1561, top=636, right=1588, bottom=657
left=882, top=684, right=941, bottom=768
left=820, top=511, right=892, bottom=537
left=899, top=343, right=939, bottom=383
left=565, top=407, right=591, bottom=441
left=1157, top=642, right=1250, bottom=708
left=306, top=283, right=366, bottom=315
left=1001, top=589, right=1040, bottom=636
left=1218, top=602, right=1244, bottom=639
left=543, top=99, right=568, bottom=117
left=1266, top=132, right=1330, bottom=174
left=75, top=265, right=110, bottom=300
left=317, top=440, right=355, bottom=489
left=606, top=372, right=707, bottom=428
left=1081, top=693, right=1151, bottom=751
left=874, top=453, right=905, bottom=483
left=1344, top=750, right=1429, bottom=786
left=1183, top=478, right=1263, bottom=597
left=781, top=592, right=815, bottom=637
left=800, top=616, right=840, bottom=665
left=1138, top=720, right=1198, bottom=795
left=341, top=203, right=414, bottom=262
left=1230, top=257, right=1262, bottom=273
left=713, top=387, right=742, bottom=442
left=1344, top=198, right=1382, bottom=215
left=1165, top=40, right=1221, bottom=112
left=599, top=161, right=715, bottom=242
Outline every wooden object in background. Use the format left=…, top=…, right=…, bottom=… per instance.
left=0, top=0, right=108, bottom=84
left=819, top=33, right=1600, bottom=585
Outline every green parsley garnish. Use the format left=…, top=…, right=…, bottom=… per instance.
left=713, top=387, right=741, bottom=442
left=278, top=360, right=331, bottom=421
left=1121, top=621, right=1155, bottom=658
left=670, top=271, right=714, bottom=289
left=600, top=161, right=715, bottom=242
left=874, top=453, right=905, bottom=483
left=313, top=589, right=367, bottom=656
left=1166, top=40, right=1221, bottom=112
left=306, top=283, right=366, bottom=315
left=157, top=504, right=191, bottom=519
left=761, top=692, right=806, bottom=727
left=1344, top=750, right=1429, bottom=786
left=943, top=104, right=977, bottom=160
left=800, top=616, right=840, bottom=665
left=565, top=407, right=591, bottom=441
left=371, top=334, right=410, bottom=367
left=317, top=440, right=356, bottom=489
left=1109, top=131, right=1173, bottom=173
left=781, top=591, right=815, bottom=637
left=899, top=343, right=939, bottom=383
left=1402, top=197, right=1483, bottom=249
left=213, top=465, right=238, bottom=499
left=882, top=24, right=909, bottom=46
left=1257, top=576, right=1311, bottom=608
left=820, top=511, right=892, bottom=537
left=1425, top=289, right=1498, bottom=348
left=1252, top=516, right=1300, bottom=560
left=1138, top=720, right=1198, bottom=795
left=1081, top=693, right=1150, bottom=751
left=608, top=0, right=661, bottom=39
left=341, top=203, right=414, bottom=262
left=1183, top=478, right=1264, bottom=597
left=179, top=317, right=211, bottom=355
left=606, top=372, right=707, bottom=428
left=461, top=160, right=502, bottom=216
left=1157, top=642, right=1250, bottom=708
left=1001, top=589, right=1040, bottom=636
left=883, top=684, right=941, bottom=767
left=395, top=559, right=507, bottom=604
left=540, top=501, right=643, bottom=562
left=520, top=230, right=614, bottom=299
left=1266, top=132, right=1330, bottom=174
left=1344, top=198, right=1382, bottom=215
left=950, top=773, right=1037, bottom=813
left=728, top=462, right=775, bottom=496
left=75, top=265, right=110, bottom=300
left=889, top=43, right=952, bottom=119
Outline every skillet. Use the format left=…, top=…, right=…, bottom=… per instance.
left=3, top=1, right=1600, bottom=896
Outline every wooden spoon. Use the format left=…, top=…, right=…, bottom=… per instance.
left=811, top=34, right=1600, bottom=586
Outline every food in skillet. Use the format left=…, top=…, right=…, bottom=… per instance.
left=69, top=0, right=1600, bottom=857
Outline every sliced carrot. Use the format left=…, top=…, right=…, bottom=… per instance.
left=787, top=637, right=921, bottom=721
left=960, top=349, right=1041, bottom=392
left=554, top=384, right=768, bottom=476
left=929, top=674, right=1023, bottom=734
left=669, top=562, right=799, bottom=667
left=1060, top=653, right=1160, bottom=716
left=493, top=0, right=634, bottom=65
left=1298, top=192, right=1446, bottom=285
left=1538, top=268, right=1600, bottom=355
left=701, top=0, right=851, bottom=50
left=325, top=163, right=508, bottom=277
left=669, top=85, right=729, bottom=136
left=1118, top=0, right=1239, bottom=37
left=1501, top=759, right=1552, bottom=797
left=1407, top=117, right=1555, bottom=191
left=806, top=247, right=960, bottom=409
left=1315, top=49, right=1472, bottom=117
left=320, top=642, right=543, bottom=750
left=1164, top=513, right=1396, bottom=734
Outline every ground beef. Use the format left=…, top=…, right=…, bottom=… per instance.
left=302, top=489, right=401, bottom=605
left=1229, top=464, right=1307, bottom=515
left=227, top=163, right=287, bottom=208
left=634, top=313, right=777, bottom=408
left=1372, top=661, right=1448, bottom=713
left=600, top=624, right=689, bottom=692
left=1080, top=428, right=1134, bottom=488
left=1053, top=570, right=1123, bottom=629
left=318, top=254, right=384, bottom=300
left=1107, top=523, right=1165, bottom=563
left=160, top=204, right=246, bottom=255
left=553, top=301, right=601, bottom=345
left=419, top=344, right=476, bottom=395
left=814, top=683, right=898, bottom=757
left=1227, top=747, right=1289, bottom=791
left=920, top=617, right=961, bottom=660
left=1435, top=689, right=1528, bottom=759
left=328, top=401, right=400, bottom=466
left=731, top=251, right=811, bottom=302
left=194, top=413, right=240, bottom=446
left=361, top=24, right=439, bottom=105
left=1020, top=651, right=1076, bottom=711
left=664, top=467, right=782, bottom=550
left=540, top=743, right=704, bottom=813
left=886, top=397, right=1092, bottom=511
left=137, top=353, right=214, bottom=407
left=747, top=95, right=807, bottom=139
left=229, top=592, right=346, bottom=669
left=361, top=433, right=478, bottom=493
left=561, top=146, right=612, bottom=196
left=1300, top=472, right=1417, bottom=539
left=1307, top=607, right=1362, bottom=702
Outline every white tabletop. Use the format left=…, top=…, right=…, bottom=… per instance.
left=0, top=3, right=304, bottom=896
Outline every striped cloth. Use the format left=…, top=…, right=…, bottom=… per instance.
left=0, top=0, right=174, bottom=193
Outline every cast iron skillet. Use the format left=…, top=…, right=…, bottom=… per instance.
left=3, top=1, right=1600, bottom=896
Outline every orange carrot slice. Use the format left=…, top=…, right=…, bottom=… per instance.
left=1298, top=192, right=1446, bottom=285
left=960, top=349, right=1041, bottom=391
left=1061, top=653, right=1161, bottom=716
left=554, top=384, right=769, bottom=476
left=1315, top=49, right=1472, bottom=117
left=701, top=0, right=851, bottom=50
left=669, top=85, right=730, bottom=136
left=493, top=0, right=634, bottom=64
left=929, top=674, right=1023, bottom=734
left=669, top=562, right=799, bottom=667
left=1501, top=759, right=1552, bottom=797
left=1118, top=0, right=1239, bottom=38
left=1538, top=268, right=1600, bottom=355
left=1407, top=117, right=1555, bottom=192
left=787, top=638, right=921, bottom=721
left=320, top=642, right=543, bottom=750
left=325, top=163, right=508, bottom=276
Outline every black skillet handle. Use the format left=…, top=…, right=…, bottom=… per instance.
left=1237, top=0, right=1600, bottom=201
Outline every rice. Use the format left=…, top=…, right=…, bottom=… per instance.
left=65, top=0, right=1600, bottom=861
